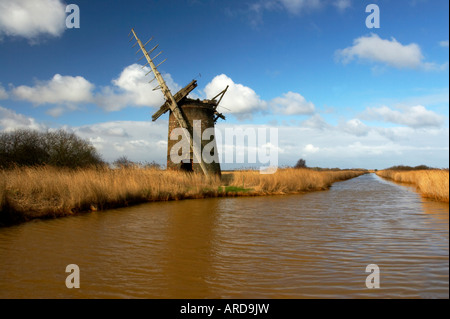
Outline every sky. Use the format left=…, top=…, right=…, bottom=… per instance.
left=0, top=0, right=448, bottom=169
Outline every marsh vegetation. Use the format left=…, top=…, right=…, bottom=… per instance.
left=376, top=168, right=449, bottom=202
left=0, top=166, right=367, bottom=225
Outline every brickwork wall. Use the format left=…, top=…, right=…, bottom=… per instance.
left=166, top=99, right=221, bottom=176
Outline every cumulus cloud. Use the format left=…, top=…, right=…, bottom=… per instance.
left=0, top=84, right=7, bottom=99
left=440, top=40, right=449, bottom=48
left=13, top=74, right=95, bottom=106
left=336, top=33, right=445, bottom=70
left=364, top=105, right=444, bottom=128
left=0, top=105, right=46, bottom=131
left=9, top=64, right=181, bottom=115
left=95, top=64, right=178, bottom=111
left=204, top=74, right=267, bottom=115
left=270, top=91, right=315, bottom=115
left=204, top=74, right=315, bottom=118
left=205, top=74, right=318, bottom=117
left=8, top=68, right=317, bottom=119
left=0, top=0, right=66, bottom=41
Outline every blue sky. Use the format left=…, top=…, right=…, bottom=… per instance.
left=0, top=0, right=448, bottom=169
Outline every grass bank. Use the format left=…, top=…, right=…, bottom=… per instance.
left=376, top=169, right=449, bottom=202
left=0, top=166, right=366, bottom=226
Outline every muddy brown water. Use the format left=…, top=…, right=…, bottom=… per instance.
left=0, top=174, right=448, bottom=298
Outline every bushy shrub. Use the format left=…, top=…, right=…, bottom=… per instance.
left=112, top=157, right=162, bottom=170
left=294, top=158, right=307, bottom=169
left=113, top=156, right=137, bottom=169
left=0, top=129, right=104, bottom=169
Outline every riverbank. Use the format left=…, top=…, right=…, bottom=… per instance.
left=0, top=166, right=367, bottom=226
left=376, top=169, right=449, bottom=202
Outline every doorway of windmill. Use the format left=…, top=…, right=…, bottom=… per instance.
left=180, top=159, right=193, bottom=172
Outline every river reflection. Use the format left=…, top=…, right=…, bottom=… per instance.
left=0, top=174, right=448, bottom=298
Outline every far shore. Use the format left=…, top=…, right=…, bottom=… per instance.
left=376, top=169, right=449, bottom=202
left=0, top=166, right=367, bottom=226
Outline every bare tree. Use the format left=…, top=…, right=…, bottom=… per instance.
left=113, top=156, right=136, bottom=169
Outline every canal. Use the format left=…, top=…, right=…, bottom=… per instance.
left=0, top=173, right=448, bottom=298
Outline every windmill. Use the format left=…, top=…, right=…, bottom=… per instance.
left=129, top=28, right=227, bottom=176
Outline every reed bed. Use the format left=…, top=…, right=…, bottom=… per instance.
left=376, top=169, right=449, bottom=202
left=0, top=166, right=366, bottom=225
left=229, top=169, right=365, bottom=195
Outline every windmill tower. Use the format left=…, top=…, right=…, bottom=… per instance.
left=129, top=29, right=227, bottom=176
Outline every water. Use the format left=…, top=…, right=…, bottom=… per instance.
left=0, top=174, right=448, bottom=298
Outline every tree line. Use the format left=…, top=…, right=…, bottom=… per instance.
left=0, top=129, right=104, bottom=169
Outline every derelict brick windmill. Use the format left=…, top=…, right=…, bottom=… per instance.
left=129, top=29, right=228, bottom=176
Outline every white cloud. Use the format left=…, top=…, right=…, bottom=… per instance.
left=336, top=33, right=443, bottom=70
left=422, top=61, right=449, bottom=72
left=74, top=120, right=169, bottom=164
left=112, top=64, right=166, bottom=106
left=46, top=106, right=65, bottom=117
left=0, top=105, right=46, bottom=131
left=1, top=106, right=448, bottom=169
left=300, top=114, right=331, bottom=130
left=440, top=40, right=449, bottom=48
left=0, top=84, right=7, bottom=99
left=278, top=125, right=448, bottom=169
left=341, top=118, right=370, bottom=136
left=54, top=121, right=450, bottom=169
left=94, top=86, right=134, bottom=112
left=271, top=91, right=315, bottom=115
left=0, top=0, right=66, bottom=41
left=13, top=74, right=95, bottom=105
left=10, top=64, right=180, bottom=114
left=333, top=0, right=351, bottom=11
left=8, top=68, right=315, bottom=119
left=95, top=64, right=178, bottom=111
left=204, top=74, right=318, bottom=118
left=364, top=105, right=444, bottom=128
left=204, top=74, right=267, bottom=115
left=303, top=143, right=319, bottom=153
left=374, top=126, right=416, bottom=141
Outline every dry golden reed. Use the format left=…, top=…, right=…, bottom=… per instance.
left=229, top=169, right=363, bottom=194
left=0, top=166, right=366, bottom=224
left=376, top=170, right=449, bottom=202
